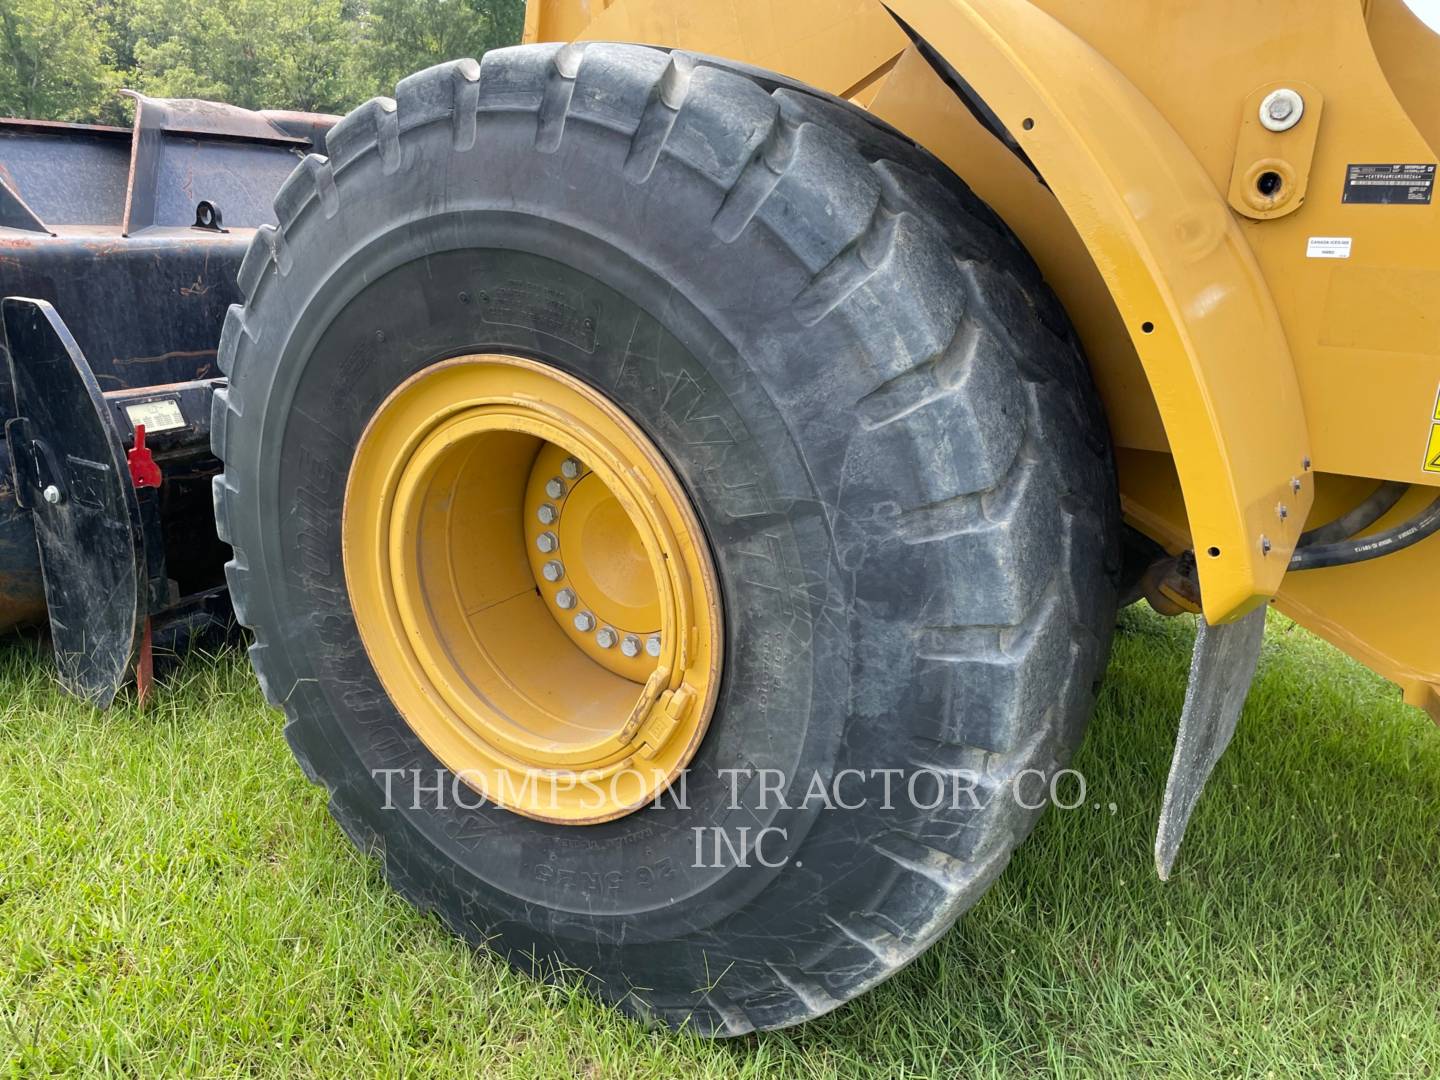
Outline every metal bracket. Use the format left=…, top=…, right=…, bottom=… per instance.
left=1226, top=80, right=1324, bottom=221
left=1154, top=605, right=1268, bottom=879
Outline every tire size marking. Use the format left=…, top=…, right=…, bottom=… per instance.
left=528, top=857, right=676, bottom=894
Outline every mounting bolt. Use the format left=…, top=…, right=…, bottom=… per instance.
left=596, top=626, right=618, bottom=649
left=536, top=531, right=558, bottom=553
left=545, top=477, right=566, bottom=499
left=646, top=634, right=662, bottom=657
left=541, top=560, right=564, bottom=582
left=1277, top=503, right=1289, bottom=520
left=620, top=634, right=640, bottom=657
left=1259, top=88, right=1304, bottom=132
left=555, top=588, right=577, bottom=610
left=1302, top=456, right=1312, bottom=471
left=573, top=611, right=596, bottom=632
left=1261, top=534, right=1273, bottom=556
left=42, top=485, right=61, bottom=505
left=1291, top=477, right=1302, bottom=494
left=537, top=503, right=557, bottom=525
left=561, top=458, right=580, bottom=479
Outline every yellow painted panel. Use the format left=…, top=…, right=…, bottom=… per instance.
left=1367, top=0, right=1440, bottom=156
left=575, top=0, right=908, bottom=101
left=1023, top=0, right=1440, bottom=485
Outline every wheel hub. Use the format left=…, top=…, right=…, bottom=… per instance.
left=524, top=445, right=662, bottom=678
left=343, top=355, right=722, bottom=824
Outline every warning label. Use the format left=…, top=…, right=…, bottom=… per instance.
left=124, top=398, right=186, bottom=434
left=1343, top=163, right=1436, bottom=205
left=1427, top=386, right=1440, bottom=473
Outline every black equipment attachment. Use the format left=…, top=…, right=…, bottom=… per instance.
left=1, top=298, right=227, bottom=705
left=0, top=93, right=337, bottom=704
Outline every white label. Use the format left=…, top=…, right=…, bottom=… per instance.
left=125, top=398, right=186, bottom=434
left=1306, top=236, right=1353, bottom=259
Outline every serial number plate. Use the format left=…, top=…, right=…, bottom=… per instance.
left=1342, top=163, right=1435, bottom=205
left=124, top=398, right=186, bottom=434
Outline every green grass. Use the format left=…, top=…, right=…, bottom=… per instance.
left=2, top=605, right=1438, bottom=1077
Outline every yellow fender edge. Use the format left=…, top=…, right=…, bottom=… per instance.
left=887, top=0, right=1311, bottom=623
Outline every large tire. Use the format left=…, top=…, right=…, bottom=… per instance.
left=213, top=44, right=1120, bottom=1034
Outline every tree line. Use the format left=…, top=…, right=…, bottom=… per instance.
left=0, top=0, right=525, bottom=125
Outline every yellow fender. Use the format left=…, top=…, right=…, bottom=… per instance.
left=884, top=0, right=1311, bottom=622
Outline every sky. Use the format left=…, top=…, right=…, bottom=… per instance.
left=1407, top=0, right=1440, bottom=31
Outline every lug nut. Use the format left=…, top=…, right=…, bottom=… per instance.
left=536, top=531, right=558, bottom=553
left=621, top=634, right=640, bottom=657
left=573, top=611, right=596, bottom=632
left=42, top=485, right=61, bottom=505
left=596, top=626, right=618, bottom=649
left=545, top=477, right=565, bottom=499
left=645, top=634, right=661, bottom=657
left=561, top=457, right=580, bottom=479
left=537, top=502, right=557, bottom=525
left=555, top=588, right=576, bottom=610
left=541, top=560, right=564, bottom=582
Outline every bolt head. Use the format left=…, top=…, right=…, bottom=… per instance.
left=545, top=477, right=565, bottom=499
left=542, top=560, right=564, bottom=582
left=1259, top=88, right=1304, bottom=132
left=41, top=485, right=60, bottom=505
left=1291, top=477, right=1302, bottom=494
left=620, top=634, right=640, bottom=657
left=1277, top=503, right=1289, bottom=520
left=537, top=503, right=557, bottom=525
left=645, top=634, right=661, bottom=657
left=556, top=588, right=577, bottom=610
left=595, top=626, right=618, bottom=649
left=560, top=458, right=580, bottom=479
left=573, top=611, right=595, bottom=632
left=1261, top=535, right=1273, bottom=555
left=536, top=531, right=558, bottom=553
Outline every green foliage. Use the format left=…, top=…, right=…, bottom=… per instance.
left=0, top=0, right=524, bottom=122
left=0, top=0, right=125, bottom=124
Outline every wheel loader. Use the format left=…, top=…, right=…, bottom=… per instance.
left=1, top=0, right=1437, bottom=1035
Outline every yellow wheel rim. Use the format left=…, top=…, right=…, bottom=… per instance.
left=343, top=355, right=722, bottom=824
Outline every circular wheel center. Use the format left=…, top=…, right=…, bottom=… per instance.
left=525, top=451, right=666, bottom=677
left=343, top=355, right=722, bottom=824
left=570, top=483, right=654, bottom=614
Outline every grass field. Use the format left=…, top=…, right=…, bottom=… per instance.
left=2, top=604, right=1438, bottom=1077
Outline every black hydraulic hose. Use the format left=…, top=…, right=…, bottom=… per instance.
left=1289, top=493, right=1440, bottom=571
left=1296, top=480, right=1410, bottom=547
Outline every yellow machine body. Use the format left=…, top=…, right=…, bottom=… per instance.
left=523, top=0, right=1440, bottom=720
